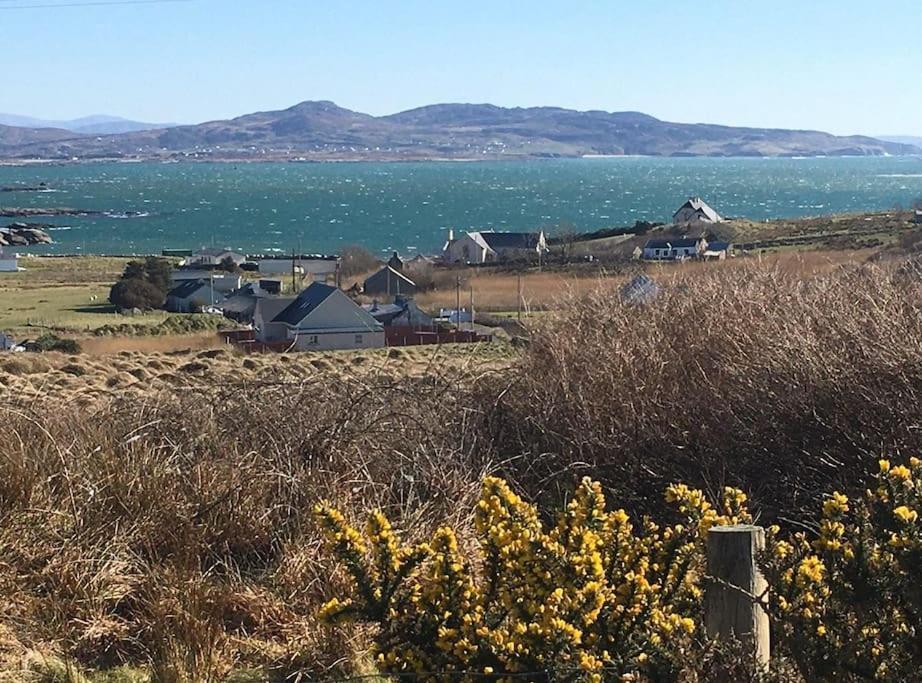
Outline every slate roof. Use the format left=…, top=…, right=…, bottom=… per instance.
left=644, top=238, right=701, bottom=250
left=271, top=282, right=338, bottom=326
left=705, top=241, right=731, bottom=252
left=479, top=232, right=543, bottom=250
left=167, top=279, right=209, bottom=299
left=674, top=197, right=722, bottom=222
left=254, top=296, right=296, bottom=324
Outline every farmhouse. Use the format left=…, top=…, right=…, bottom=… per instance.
left=673, top=197, right=723, bottom=226
left=0, top=250, right=19, bottom=272
left=262, top=282, right=384, bottom=351
left=185, top=247, right=246, bottom=268
left=443, top=230, right=548, bottom=264
left=164, top=279, right=223, bottom=313
left=364, top=265, right=417, bottom=297
left=641, top=237, right=708, bottom=261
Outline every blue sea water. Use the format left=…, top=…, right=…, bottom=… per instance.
left=1, top=157, right=921, bottom=255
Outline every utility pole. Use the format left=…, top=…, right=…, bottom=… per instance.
left=291, top=248, right=297, bottom=294
left=470, top=285, right=475, bottom=332
left=455, top=276, right=461, bottom=334
left=517, top=272, right=523, bottom=323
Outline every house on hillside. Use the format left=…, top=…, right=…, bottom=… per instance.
left=363, top=265, right=417, bottom=297
left=0, top=250, right=19, bottom=272
left=442, top=230, right=548, bottom=264
left=364, top=296, right=434, bottom=328
left=673, top=197, right=723, bottom=226
left=185, top=247, right=247, bottom=268
left=260, top=282, right=384, bottom=350
left=641, top=237, right=708, bottom=261
left=914, top=210, right=922, bottom=224
left=164, top=279, right=223, bottom=313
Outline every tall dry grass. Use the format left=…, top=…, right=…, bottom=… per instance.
left=492, top=257, right=922, bottom=517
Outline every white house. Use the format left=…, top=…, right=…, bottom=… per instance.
left=673, top=197, right=723, bottom=226
left=262, top=282, right=384, bottom=351
left=0, top=250, right=19, bottom=272
left=641, top=237, right=708, bottom=261
left=164, top=279, right=223, bottom=313
left=443, top=230, right=548, bottom=264
left=185, top=247, right=247, bottom=267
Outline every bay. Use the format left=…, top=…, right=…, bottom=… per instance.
left=1, top=156, right=921, bottom=256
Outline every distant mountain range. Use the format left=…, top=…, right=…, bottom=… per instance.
left=0, top=101, right=917, bottom=162
left=0, top=113, right=175, bottom=135
left=878, top=135, right=922, bottom=148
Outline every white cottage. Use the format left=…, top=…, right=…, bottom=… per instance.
left=641, top=237, right=708, bottom=261
left=673, top=198, right=723, bottom=226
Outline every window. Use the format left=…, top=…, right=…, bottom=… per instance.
left=306, top=335, right=318, bottom=345
left=354, top=334, right=363, bottom=344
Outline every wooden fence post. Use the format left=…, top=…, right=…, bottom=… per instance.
left=705, top=524, right=770, bottom=667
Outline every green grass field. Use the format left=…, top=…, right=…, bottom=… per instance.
left=0, top=256, right=170, bottom=337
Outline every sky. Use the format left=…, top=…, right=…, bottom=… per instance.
left=2, top=0, right=920, bottom=135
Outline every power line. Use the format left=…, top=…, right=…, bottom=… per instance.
left=0, top=0, right=191, bottom=9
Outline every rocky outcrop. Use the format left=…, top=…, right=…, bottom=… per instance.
left=0, top=207, right=99, bottom=218
left=0, top=223, right=53, bottom=246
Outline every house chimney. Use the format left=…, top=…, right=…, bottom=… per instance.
left=448, top=228, right=455, bottom=242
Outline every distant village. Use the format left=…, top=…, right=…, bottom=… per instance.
left=1, top=197, right=751, bottom=354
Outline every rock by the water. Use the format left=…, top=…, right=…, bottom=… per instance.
left=0, top=222, right=53, bottom=246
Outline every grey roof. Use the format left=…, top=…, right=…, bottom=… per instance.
left=271, top=282, right=338, bottom=325
left=705, top=241, right=731, bottom=252
left=674, top=197, right=722, bottom=222
left=196, top=247, right=242, bottom=257
left=644, top=238, right=701, bottom=250
left=364, top=266, right=416, bottom=293
left=479, top=231, right=542, bottom=250
left=167, top=279, right=209, bottom=299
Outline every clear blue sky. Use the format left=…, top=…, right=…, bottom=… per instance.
left=3, top=0, right=920, bottom=135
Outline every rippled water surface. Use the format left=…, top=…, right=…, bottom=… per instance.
left=2, top=157, right=921, bottom=255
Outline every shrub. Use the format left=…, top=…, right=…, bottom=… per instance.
left=315, top=477, right=751, bottom=681
left=109, top=278, right=165, bottom=311
left=25, top=332, right=81, bottom=354
left=761, top=457, right=922, bottom=681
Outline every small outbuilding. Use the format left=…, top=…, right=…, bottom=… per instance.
left=914, top=210, right=922, bottom=224
left=0, top=250, right=19, bottom=272
left=364, top=296, right=434, bottom=328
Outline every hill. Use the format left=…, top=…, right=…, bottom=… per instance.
left=0, top=100, right=917, bottom=161
left=0, top=113, right=174, bottom=135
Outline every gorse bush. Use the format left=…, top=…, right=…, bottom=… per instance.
left=315, top=477, right=751, bottom=681
left=762, top=457, right=922, bottom=681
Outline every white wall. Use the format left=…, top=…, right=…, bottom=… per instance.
left=444, top=234, right=488, bottom=263
left=0, top=257, right=18, bottom=272
left=290, top=329, right=385, bottom=351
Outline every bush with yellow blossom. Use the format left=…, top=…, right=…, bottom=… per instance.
left=761, top=457, right=922, bottom=681
left=315, top=476, right=750, bottom=681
